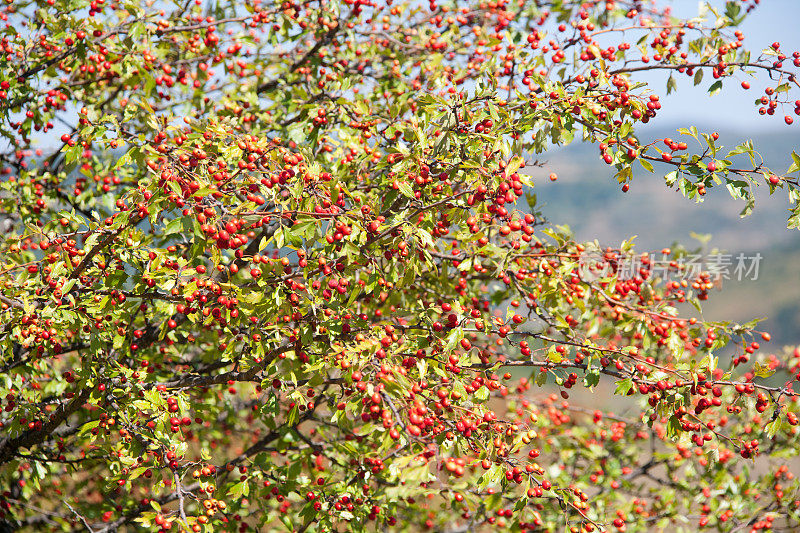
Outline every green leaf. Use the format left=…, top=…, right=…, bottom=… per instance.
left=397, top=180, right=414, bottom=198
left=78, top=420, right=100, bottom=436
left=114, top=149, right=132, bottom=170
left=227, top=481, right=249, bottom=499
left=764, top=418, right=782, bottom=440
left=507, top=155, right=524, bottom=176
left=474, top=386, right=489, bottom=402
left=164, top=217, right=184, bottom=236
left=666, top=75, right=677, bottom=95
left=752, top=362, right=775, bottom=378
left=285, top=405, right=300, bottom=427
left=614, top=378, right=633, bottom=395
left=789, top=151, right=800, bottom=174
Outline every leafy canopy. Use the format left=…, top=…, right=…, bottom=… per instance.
left=1, top=0, right=800, bottom=531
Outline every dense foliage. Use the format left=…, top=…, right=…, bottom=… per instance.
left=1, top=0, right=800, bottom=531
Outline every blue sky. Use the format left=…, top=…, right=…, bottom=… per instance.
left=651, top=0, right=800, bottom=132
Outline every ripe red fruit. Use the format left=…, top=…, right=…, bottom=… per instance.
left=6, top=3, right=800, bottom=531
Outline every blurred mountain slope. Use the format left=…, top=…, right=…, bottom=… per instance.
left=531, top=126, right=800, bottom=346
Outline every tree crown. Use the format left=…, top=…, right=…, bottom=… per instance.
left=1, top=0, right=800, bottom=531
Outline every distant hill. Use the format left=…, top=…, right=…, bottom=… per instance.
left=526, top=125, right=800, bottom=346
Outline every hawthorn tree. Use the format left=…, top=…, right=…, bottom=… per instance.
left=2, top=0, right=800, bottom=530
